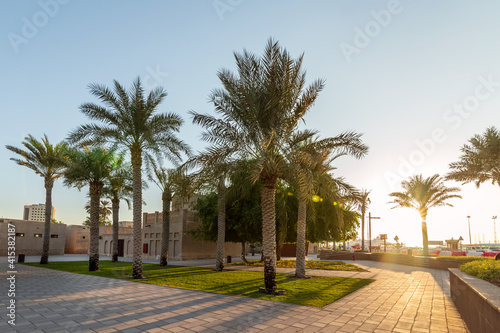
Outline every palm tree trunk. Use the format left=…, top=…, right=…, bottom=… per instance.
left=295, top=194, right=307, bottom=278
left=131, top=149, right=143, bottom=279
left=241, top=241, right=248, bottom=263
left=361, top=209, right=365, bottom=251
left=215, top=178, right=226, bottom=271
left=160, top=191, right=171, bottom=266
left=40, top=178, right=53, bottom=264
left=261, top=184, right=277, bottom=294
left=420, top=212, right=429, bottom=256
left=111, top=197, right=119, bottom=262
left=89, top=183, right=101, bottom=271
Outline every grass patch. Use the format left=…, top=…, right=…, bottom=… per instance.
left=436, top=256, right=493, bottom=261
left=228, top=259, right=364, bottom=271
left=460, top=260, right=500, bottom=287
left=23, top=261, right=373, bottom=307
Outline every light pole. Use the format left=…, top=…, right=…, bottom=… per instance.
left=368, top=212, right=380, bottom=252
left=467, top=216, right=471, bottom=245
left=493, top=216, right=498, bottom=244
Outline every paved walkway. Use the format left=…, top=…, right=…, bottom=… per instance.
left=0, top=256, right=468, bottom=333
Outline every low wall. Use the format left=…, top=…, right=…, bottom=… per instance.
left=449, top=268, right=500, bottom=333
left=318, top=250, right=462, bottom=270
left=281, top=243, right=309, bottom=257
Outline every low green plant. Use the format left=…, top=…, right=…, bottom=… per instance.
left=460, top=260, right=500, bottom=287
left=436, top=256, right=493, bottom=261
left=228, top=260, right=364, bottom=271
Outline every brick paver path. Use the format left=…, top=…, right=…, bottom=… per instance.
left=0, top=259, right=468, bottom=332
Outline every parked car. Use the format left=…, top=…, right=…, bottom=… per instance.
left=488, top=247, right=500, bottom=253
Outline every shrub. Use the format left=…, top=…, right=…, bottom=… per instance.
left=460, top=260, right=500, bottom=287
left=437, top=256, right=493, bottom=262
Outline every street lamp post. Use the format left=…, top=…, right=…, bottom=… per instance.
left=467, top=216, right=471, bottom=245
left=368, top=212, right=380, bottom=252
left=493, top=216, right=498, bottom=244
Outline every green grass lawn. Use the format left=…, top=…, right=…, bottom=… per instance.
left=228, top=259, right=365, bottom=271
left=23, top=261, right=373, bottom=307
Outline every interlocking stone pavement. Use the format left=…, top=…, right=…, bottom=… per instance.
left=0, top=256, right=469, bottom=332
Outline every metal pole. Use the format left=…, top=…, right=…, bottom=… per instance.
left=493, top=216, right=498, bottom=244
left=369, top=212, right=371, bottom=252
left=467, top=216, right=471, bottom=245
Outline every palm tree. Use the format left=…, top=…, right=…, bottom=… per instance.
left=64, top=147, right=115, bottom=271
left=185, top=152, right=233, bottom=271
left=6, top=134, right=67, bottom=264
left=84, top=199, right=113, bottom=226
left=388, top=174, right=462, bottom=255
left=148, top=161, right=195, bottom=266
left=287, top=135, right=367, bottom=278
left=191, top=39, right=324, bottom=293
left=356, top=189, right=371, bottom=251
left=104, top=154, right=133, bottom=262
left=447, top=127, right=500, bottom=188
left=339, top=204, right=360, bottom=248
left=68, top=78, right=190, bottom=278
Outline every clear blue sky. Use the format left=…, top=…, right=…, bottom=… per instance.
left=2, top=0, right=500, bottom=246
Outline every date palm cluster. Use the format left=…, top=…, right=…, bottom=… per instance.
left=6, top=39, right=495, bottom=292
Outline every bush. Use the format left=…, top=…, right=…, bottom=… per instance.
left=460, top=260, right=500, bottom=287
left=437, top=256, right=493, bottom=261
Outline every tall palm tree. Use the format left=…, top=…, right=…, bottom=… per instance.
left=356, top=189, right=371, bottom=251
left=287, top=135, right=367, bottom=278
left=6, top=134, right=67, bottom=264
left=388, top=174, right=461, bottom=255
left=148, top=161, right=195, bottom=266
left=64, top=147, right=115, bottom=271
left=447, top=127, right=500, bottom=188
left=191, top=39, right=324, bottom=293
left=104, top=154, right=133, bottom=262
left=68, top=78, right=190, bottom=278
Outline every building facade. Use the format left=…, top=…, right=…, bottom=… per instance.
left=23, top=203, right=55, bottom=222
left=64, top=225, right=90, bottom=254
left=0, top=219, right=66, bottom=256
left=97, top=195, right=240, bottom=260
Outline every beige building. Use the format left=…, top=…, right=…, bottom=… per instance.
left=140, top=208, right=240, bottom=260
left=0, top=218, right=66, bottom=256
left=99, top=224, right=134, bottom=257
left=23, top=203, right=55, bottom=222
left=64, top=225, right=90, bottom=254
left=96, top=195, right=240, bottom=260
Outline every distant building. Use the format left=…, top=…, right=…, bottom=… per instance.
left=0, top=218, right=66, bottom=256
left=23, top=204, right=55, bottom=222
left=118, top=221, right=133, bottom=228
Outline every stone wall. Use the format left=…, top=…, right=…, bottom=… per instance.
left=0, top=219, right=66, bottom=256
left=65, top=225, right=90, bottom=254
left=449, top=268, right=499, bottom=333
